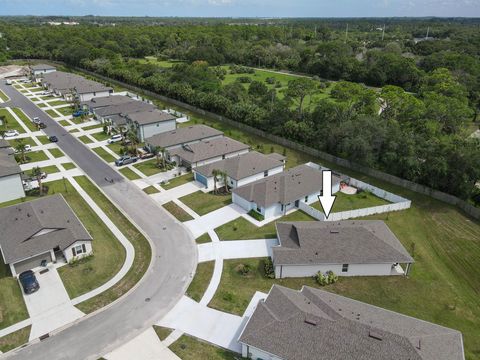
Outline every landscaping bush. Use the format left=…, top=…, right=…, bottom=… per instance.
left=263, top=258, right=275, bottom=279
left=265, top=77, right=276, bottom=84
left=229, top=64, right=255, bottom=74
left=237, top=263, right=251, bottom=276
left=247, top=209, right=264, bottom=221
left=315, top=270, right=338, bottom=286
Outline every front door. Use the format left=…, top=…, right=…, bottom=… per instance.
left=295, top=200, right=300, bottom=207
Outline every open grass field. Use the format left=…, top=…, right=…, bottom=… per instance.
left=179, top=191, right=232, bottom=216
left=0, top=326, right=31, bottom=353
left=92, top=147, right=117, bottom=163
left=119, top=167, right=141, bottom=180
left=187, top=261, right=214, bottom=302
left=0, top=108, right=26, bottom=134
left=74, top=176, right=151, bottom=313
left=215, top=210, right=315, bottom=240
left=311, top=190, right=390, bottom=213
left=169, top=334, right=237, bottom=360
left=161, top=173, right=194, bottom=190
left=56, top=106, right=74, bottom=116
left=163, top=201, right=194, bottom=222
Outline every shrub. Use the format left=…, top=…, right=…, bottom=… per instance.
left=247, top=209, right=264, bottom=221
left=315, top=271, right=328, bottom=286
left=315, top=270, right=338, bottom=286
left=264, top=258, right=275, bottom=279
left=237, top=263, right=251, bottom=276
left=265, top=77, right=276, bottom=84
left=237, top=76, right=252, bottom=84
left=326, top=270, right=338, bottom=284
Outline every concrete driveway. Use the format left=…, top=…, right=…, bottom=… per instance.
left=198, top=239, right=278, bottom=263
left=151, top=182, right=203, bottom=204
left=21, top=266, right=84, bottom=341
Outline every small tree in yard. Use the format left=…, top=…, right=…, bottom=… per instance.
left=127, top=130, right=139, bottom=155
left=32, top=166, right=44, bottom=195
left=220, top=170, right=229, bottom=193
left=212, top=169, right=221, bottom=194
left=14, top=139, right=27, bottom=163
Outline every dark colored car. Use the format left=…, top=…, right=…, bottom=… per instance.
left=48, top=135, right=58, bottom=142
left=38, top=122, right=47, bottom=129
left=115, top=155, right=138, bottom=167
left=19, top=270, right=40, bottom=294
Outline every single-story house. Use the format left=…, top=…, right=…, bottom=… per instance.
left=193, top=151, right=285, bottom=189
left=81, top=95, right=137, bottom=113
left=31, top=64, right=56, bottom=79
left=232, top=164, right=341, bottom=220
left=0, top=148, right=25, bottom=203
left=0, top=194, right=93, bottom=276
left=273, top=220, right=414, bottom=278
left=238, top=285, right=465, bottom=360
left=93, top=101, right=156, bottom=128
left=145, top=124, right=224, bottom=152
left=167, top=137, right=250, bottom=169
left=125, top=109, right=177, bottom=142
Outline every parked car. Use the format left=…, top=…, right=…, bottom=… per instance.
left=48, top=135, right=58, bottom=142
left=32, top=117, right=41, bottom=124
left=3, top=130, right=19, bottom=138
left=5, top=79, right=12, bottom=85
left=107, top=134, right=123, bottom=144
left=19, top=270, right=40, bottom=294
left=115, top=155, right=138, bottom=167
left=72, top=110, right=88, bottom=117
left=14, top=144, right=32, bottom=153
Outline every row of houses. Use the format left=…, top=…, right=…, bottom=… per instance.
left=0, top=139, right=25, bottom=203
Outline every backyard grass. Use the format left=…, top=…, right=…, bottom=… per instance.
left=35, top=135, right=50, bottom=145
left=180, top=191, right=231, bottom=216
left=163, top=201, right=194, bottom=222
left=133, top=159, right=166, bottom=177
left=61, top=162, right=76, bottom=170
left=92, top=147, right=117, bottom=163
left=311, top=190, right=390, bottom=213
left=0, top=256, right=28, bottom=330
left=187, top=261, right=214, bottom=302
left=73, top=176, right=152, bottom=313
left=78, top=135, right=93, bottom=144
left=215, top=210, right=315, bottom=240
left=161, top=173, right=194, bottom=190
left=11, top=108, right=36, bottom=132
left=48, top=148, right=65, bottom=158
left=119, top=167, right=141, bottom=180
left=0, top=89, right=9, bottom=102
left=153, top=325, right=173, bottom=341
left=15, top=150, right=49, bottom=164
left=0, top=326, right=31, bottom=353
left=45, top=109, right=59, bottom=118
left=0, top=108, right=26, bottom=134
left=142, top=186, right=159, bottom=195
left=170, top=335, right=237, bottom=360
left=91, top=132, right=110, bottom=142
left=196, top=233, right=212, bottom=244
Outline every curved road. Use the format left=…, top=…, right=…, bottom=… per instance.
left=0, top=81, right=198, bottom=360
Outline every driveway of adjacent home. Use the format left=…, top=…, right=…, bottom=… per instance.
left=21, top=266, right=84, bottom=341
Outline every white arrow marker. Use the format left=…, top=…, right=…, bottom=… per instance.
left=318, top=170, right=336, bottom=219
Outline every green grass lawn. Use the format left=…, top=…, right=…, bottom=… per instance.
left=138, top=57, right=183, bottom=68
left=179, top=191, right=231, bottom=216
left=30, top=97, right=41, bottom=102
left=0, top=257, right=28, bottom=330
left=163, top=201, right=194, bottom=222
left=15, top=150, right=48, bottom=164
left=37, top=102, right=49, bottom=108
left=48, top=100, right=68, bottom=107
left=61, top=162, right=76, bottom=170
left=0, top=89, right=9, bottom=102
left=142, top=186, right=159, bottom=195
left=91, top=132, right=109, bottom=142
left=0, top=326, right=31, bottom=353
left=73, top=176, right=151, bottom=313
left=92, top=147, right=117, bottom=163
left=56, top=107, right=74, bottom=116
left=196, top=233, right=212, bottom=244
left=81, top=124, right=103, bottom=131
left=106, top=143, right=125, bottom=155
left=69, top=116, right=85, bottom=125
left=0, top=108, right=26, bottom=134
left=36, top=135, right=51, bottom=145
left=10, top=108, right=37, bottom=132
left=119, top=167, right=141, bottom=180
left=25, top=165, right=59, bottom=176
left=311, top=190, right=390, bottom=213
left=8, top=137, right=37, bottom=147
left=59, top=120, right=71, bottom=126
left=78, top=135, right=93, bottom=144
left=161, top=173, right=194, bottom=190
left=45, top=109, right=59, bottom=118
left=169, top=334, right=237, bottom=360
left=133, top=159, right=171, bottom=177
left=39, top=95, right=54, bottom=100
left=215, top=210, right=315, bottom=240
left=28, top=88, right=43, bottom=93
left=187, top=261, right=214, bottom=302
left=153, top=326, right=173, bottom=341
left=48, top=148, right=65, bottom=158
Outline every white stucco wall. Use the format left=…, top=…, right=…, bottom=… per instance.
left=137, top=120, right=176, bottom=142
left=64, top=241, right=93, bottom=263
left=242, top=344, right=283, bottom=360
left=274, top=263, right=394, bottom=278
left=0, top=174, right=25, bottom=203
left=78, top=90, right=112, bottom=102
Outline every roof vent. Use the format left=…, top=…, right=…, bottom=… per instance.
left=369, top=331, right=383, bottom=341
left=330, top=230, right=339, bottom=234
left=304, top=315, right=318, bottom=326
left=415, top=339, right=421, bottom=350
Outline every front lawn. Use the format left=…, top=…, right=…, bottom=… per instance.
left=15, top=150, right=49, bottom=164
left=91, top=132, right=110, bottom=142
left=81, top=124, right=103, bottom=131
left=119, top=167, right=141, bottom=180
left=73, top=176, right=151, bottom=313
left=48, top=148, right=64, bottom=158
left=161, top=173, right=193, bottom=190
left=48, top=100, right=68, bottom=107
left=26, top=165, right=59, bottom=176
left=133, top=159, right=169, bottom=177
left=179, top=191, right=231, bottom=216
left=311, top=190, right=390, bottom=213
left=78, top=135, right=93, bottom=144
left=0, top=108, right=26, bottom=134
left=142, top=186, right=159, bottom=195
left=214, top=210, right=315, bottom=240
left=56, top=106, right=74, bottom=116
left=37, top=102, right=49, bottom=108
left=59, top=120, right=71, bottom=126
left=45, top=109, right=59, bottom=118
left=61, top=162, right=76, bottom=170
left=92, top=147, right=117, bottom=163
left=36, top=135, right=51, bottom=145
left=187, top=261, right=214, bottom=302
left=169, top=334, right=237, bottom=360
left=8, top=137, right=36, bottom=147
left=0, top=257, right=28, bottom=330
left=163, top=201, right=194, bottom=222
left=0, top=326, right=31, bottom=353
left=11, top=108, right=37, bottom=132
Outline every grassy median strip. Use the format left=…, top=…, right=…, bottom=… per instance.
left=186, top=261, right=214, bottom=302
left=92, top=147, right=117, bottom=163
left=163, top=201, right=194, bottom=222
left=170, top=334, right=237, bottom=360
left=0, top=326, right=31, bottom=353
left=119, top=167, right=141, bottom=180
left=73, top=175, right=151, bottom=314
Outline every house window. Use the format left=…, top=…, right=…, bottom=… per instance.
left=72, top=244, right=87, bottom=257
left=280, top=204, right=284, bottom=211
left=342, top=264, right=349, bottom=272
left=264, top=170, right=268, bottom=177
left=256, top=206, right=261, bottom=213
left=305, top=195, right=309, bottom=202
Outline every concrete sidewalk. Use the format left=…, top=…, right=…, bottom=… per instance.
left=151, top=182, right=203, bottom=204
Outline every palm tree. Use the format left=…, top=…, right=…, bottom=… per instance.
left=221, top=170, right=229, bottom=193
left=14, top=139, right=27, bottom=163
left=212, top=169, right=221, bottom=194
left=31, top=166, right=44, bottom=195
left=152, top=145, right=167, bottom=169
left=127, top=130, right=139, bottom=155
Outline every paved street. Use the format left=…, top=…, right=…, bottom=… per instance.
left=0, top=81, right=197, bottom=360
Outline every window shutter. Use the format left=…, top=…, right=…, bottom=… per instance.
left=82, top=244, right=86, bottom=253
left=72, top=247, right=77, bottom=256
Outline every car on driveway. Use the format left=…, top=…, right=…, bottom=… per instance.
left=115, top=155, right=138, bottom=167
left=19, top=270, right=40, bottom=294
left=3, top=130, right=19, bottom=138
left=49, top=135, right=58, bottom=142
left=107, top=134, right=123, bottom=144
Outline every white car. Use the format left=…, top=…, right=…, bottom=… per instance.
left=3, top=130, right=20, bottom=138
left=5, top=80, right=12, bottom=85
left=107, top=134, right=123, bottom=144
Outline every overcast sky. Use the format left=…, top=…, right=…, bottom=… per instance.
left=1, top=0, right=480, bottom=17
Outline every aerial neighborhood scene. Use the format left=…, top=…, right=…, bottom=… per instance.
left=0, top=1, right=479, bottom=359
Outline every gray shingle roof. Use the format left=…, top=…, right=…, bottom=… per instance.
left=0, top=149, right=22, bottom=178
left=94, top=101, right=155, bottom=118
left=194, top=151, right=284, bottom=180
left=233, top=164, right=340, bottom=208
left=169, top=137, right=249, bottom=164
left=0, top=194, right=92, bottom=264
left=127, top=109, right=176, bottom=125
left=274, top=220, right=414, bottom=266
left=42, top=71, right=112, bottom=95
left=81, top=95, right=134, bottom=110
left=239, top=285, right=464, bottom=360
left=145, top=125, right=223, bottom=149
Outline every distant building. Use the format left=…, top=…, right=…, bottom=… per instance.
left=0, top=147, right=25, bottom=203
left=30, top=64, right=56, bottom=79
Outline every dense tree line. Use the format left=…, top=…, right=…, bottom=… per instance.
left=0, top=18, right=479, bottom=201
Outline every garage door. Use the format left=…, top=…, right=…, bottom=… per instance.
left=13, top=252, right=52, bottom=275
left=194, top=172, right=208, bottom=187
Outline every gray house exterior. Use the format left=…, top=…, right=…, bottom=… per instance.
left=0, top=148, right=25, bottom=203
left=125, top=109, right=177, bottom=142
